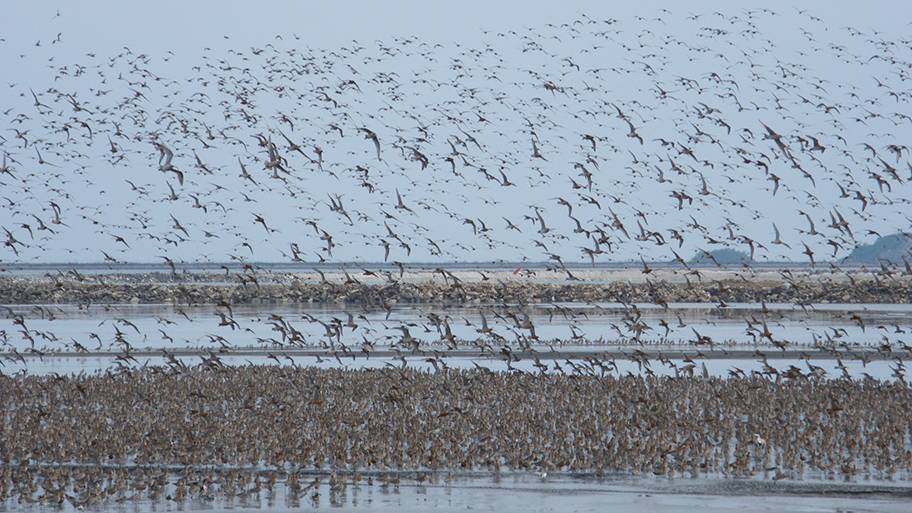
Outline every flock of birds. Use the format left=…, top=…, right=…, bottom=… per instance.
left=1, top=7, right=912, bottom=509
left=0, top=8, right=910, bottom=267
left=0, top=367, right=910, bottom=507
left=3, top=282, right=912, bottom=380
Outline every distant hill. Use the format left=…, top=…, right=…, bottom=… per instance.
left=843, top=233, right=912, bottom=265
left=689, top=248, right=753, bottom=266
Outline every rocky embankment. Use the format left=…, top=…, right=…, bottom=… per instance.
left=1, top=271, right=911, bottom=305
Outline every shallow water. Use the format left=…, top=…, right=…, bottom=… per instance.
left=2, top=302, right=909, bottom=377
left=3, top=474, right=910, bottom=513
left=2, top=302, right=907, bottom=351
left=7, top=352, right=902, bottom=380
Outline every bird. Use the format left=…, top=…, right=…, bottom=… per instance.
left=154, top=142, right=184, bottom=185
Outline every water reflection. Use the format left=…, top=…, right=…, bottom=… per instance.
left=2, top=302, right=909, bottom=353
left=2, top=302, right=909, bottom=378
left=2, top=472, right=910, bottom=513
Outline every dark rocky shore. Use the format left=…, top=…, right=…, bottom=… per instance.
left=1, top=271, right=910, bottom=305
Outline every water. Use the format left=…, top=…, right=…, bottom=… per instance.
left=2, top=474, right=910, bottom=513
left=10, top=352, right=903, bottom=379
left=2, top=300, right=910, bottom=512
left=2, top=302, right=909, bottom=378
left=3, top=301, right=908, bottom=351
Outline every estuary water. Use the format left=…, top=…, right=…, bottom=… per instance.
left=1, top=301, right=909, bottom=378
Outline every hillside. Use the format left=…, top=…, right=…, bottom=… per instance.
left=843, top=233, right=912, bottom=265
left=689, top=248, right=754, bottom=266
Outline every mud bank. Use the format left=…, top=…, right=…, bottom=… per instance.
left=1, top=270, right=910, bottom=305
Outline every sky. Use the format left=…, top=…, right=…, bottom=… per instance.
left=4, top=1, right=910, bottom=48
left=0, top=1, right=910, bottom=264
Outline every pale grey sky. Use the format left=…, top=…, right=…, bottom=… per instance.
left=4, top=1, right=909, bottom=49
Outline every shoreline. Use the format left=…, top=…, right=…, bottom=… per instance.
left=2, top=269, right=911, bottom=305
